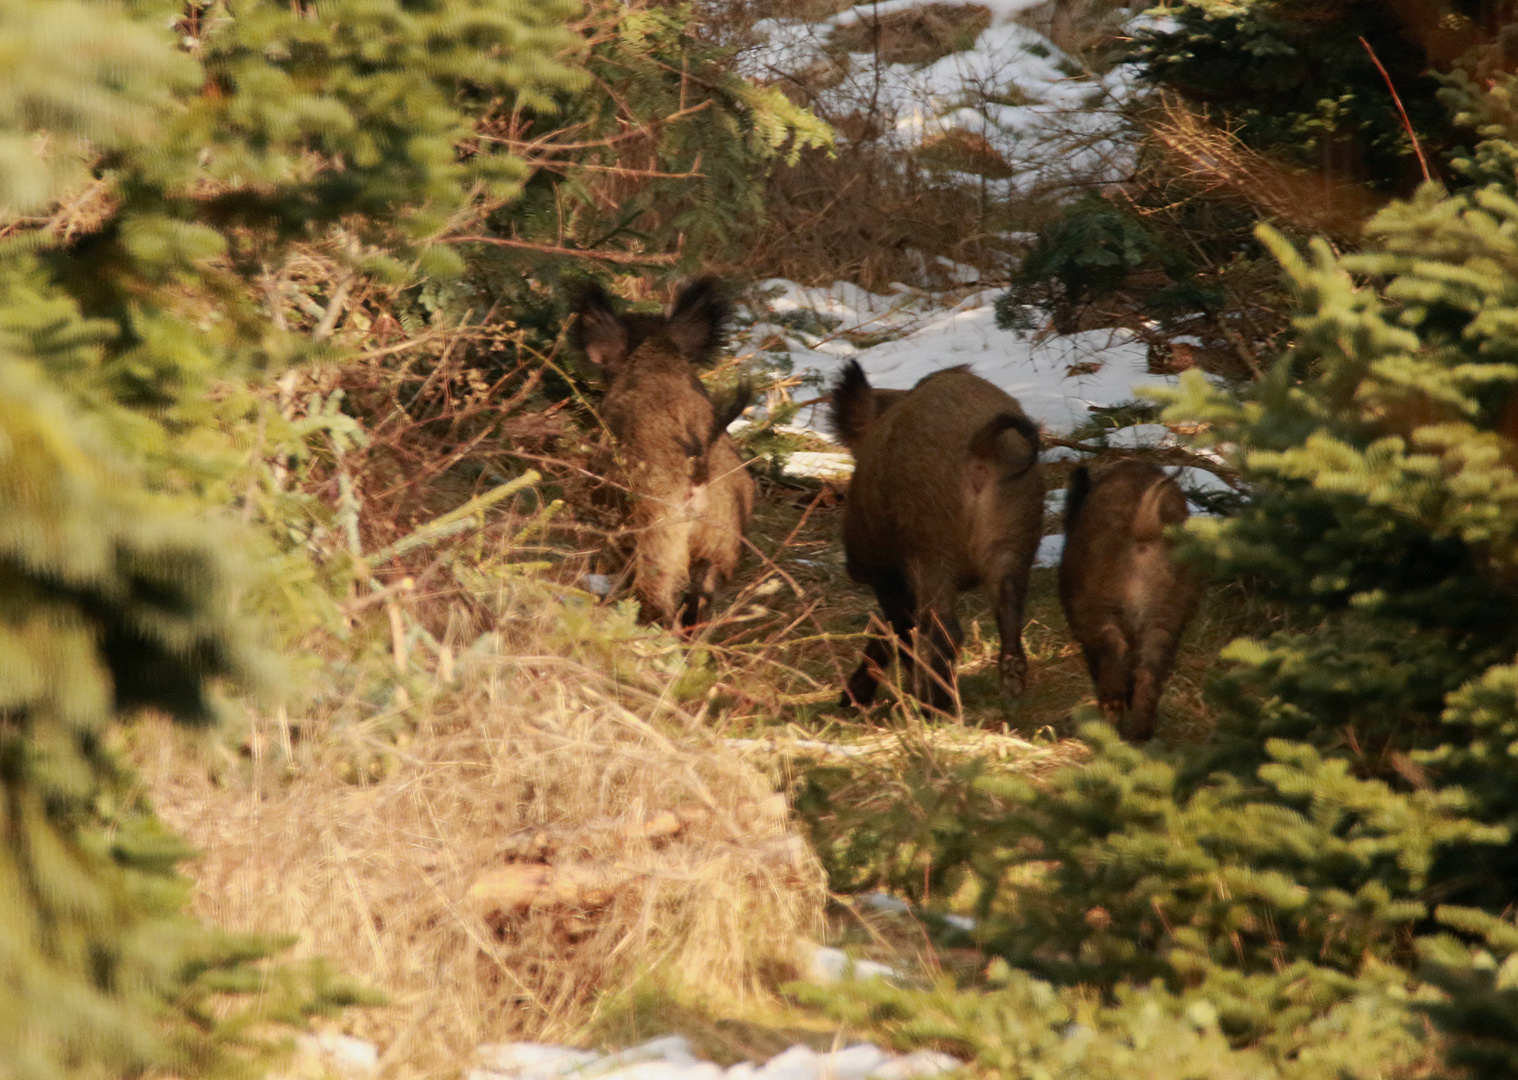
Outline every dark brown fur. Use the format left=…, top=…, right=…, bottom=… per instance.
left=574, top=279, right=755, bottom=629
left=829, top=360, right=1043, bottom=711
left=1059, top=459, right=1201, bottom=742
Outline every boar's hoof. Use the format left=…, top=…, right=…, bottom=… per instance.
left=997, top=653, right=1027, bottom=697
left=1099, top=698, right=1126, bottom=728
left=842, top=667, right=880, bottom=710
left=1120, top=712, right=1156, bottom=744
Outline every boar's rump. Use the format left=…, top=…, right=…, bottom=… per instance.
left=829, top=360, right=1043, bottom=712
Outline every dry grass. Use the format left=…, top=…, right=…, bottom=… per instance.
left=119, top=294, right=854, bottom=1077
left=1145, top=95, right=1392, bottom=246
left=138, top=594, right=827, bottom=1078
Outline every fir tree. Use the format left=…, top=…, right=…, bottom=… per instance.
left=1135, top=0, right=1457, bottom=191
left=0, top=0, right=595, bottom=1075
left=801, top=53, right=1518, bottom=1080
left=1007, top=0, right=1471, bottom=364
left=0, top=354, right=331, bottom=1080
left=0, top=0, right=837, bottom=1072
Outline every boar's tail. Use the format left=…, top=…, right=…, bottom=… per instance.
left=969, top=412, right=1041, bottom=478
left=1132, top=473, right=1190, bottom=542
left=1064, top=465, right=1092, bottom=533
left=708, top=378, right=755, bottom=447
left=828, top=360, right=876, bottom=450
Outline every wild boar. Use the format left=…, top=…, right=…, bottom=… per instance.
left=573, top=278, right=755, bottom=629
left=1059, top=458, right=1201, bottom=742
left=829, top=360, right=1043, bottom=711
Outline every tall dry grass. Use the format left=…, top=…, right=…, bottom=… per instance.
left=139, top=596, right=826, bottom=1077
left=1145, top=95, right=1392, bottom=246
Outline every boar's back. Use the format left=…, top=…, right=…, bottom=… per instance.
left=845, top=367, right=1039, bottom=579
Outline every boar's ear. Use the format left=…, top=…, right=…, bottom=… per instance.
left=573, top=282, right=629, bottom=374
left=666, top=277, right=730, bottom=365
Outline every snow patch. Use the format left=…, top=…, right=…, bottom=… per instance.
left=736, top=3, right=1136, bottom=196
left=739, top=281, right=1208, bottom=487
left=783, top=451, right=855, bottom=480
left=757, top=287, right=1174, bottom=438
left=470, top=1039, right=962, bottom=1080
left=298, top=1032, right=381, bottom=1077
left=808, top=946, right=900, bottom=983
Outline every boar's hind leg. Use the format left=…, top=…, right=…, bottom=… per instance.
left=844, top=570, right=915, bottom=708
left=633, top=517, right=690, bottom=628
left=679, top=557, right=718, bottom=630
left=993, top=568, right=1033, bottom=697
left=1124, top=626, right=1183, bottom=743
left=1083, top=624, right=1132, bottom=731
left=909, top=581, right=962, bottom=713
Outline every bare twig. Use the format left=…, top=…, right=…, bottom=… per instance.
left=348, top=324, right=498, bottom=362
left=313, top=270, right=357, bottom=341
left=1359, top=36, right=1431, bottom=183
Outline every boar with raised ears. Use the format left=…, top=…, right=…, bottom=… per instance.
left=1059, top=458, right=1201, bottom=742
left=573, top=278, right=755, bottom=629
left=829, top=360, right=1044, bottom=712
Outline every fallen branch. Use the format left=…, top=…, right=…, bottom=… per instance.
left=1044, top=435, right=1245, bottom=490
left=445, top=235, right=679, bottom=265
left=363, top=470, right=542, bottom=568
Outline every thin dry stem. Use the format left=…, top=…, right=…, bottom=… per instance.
left=1147, top=96, right=1389, bottom=244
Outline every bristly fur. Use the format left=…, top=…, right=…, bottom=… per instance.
left=968, top=412, right=1041, bottom=477
left=828, top=360, right=876, bottom=450
left=836, top=365, right=1044, bottom=711
left=1058, top=458, right=1200, bottom=742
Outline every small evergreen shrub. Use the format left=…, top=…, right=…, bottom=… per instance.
left=798, top=61, right=1518, bottom=1080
